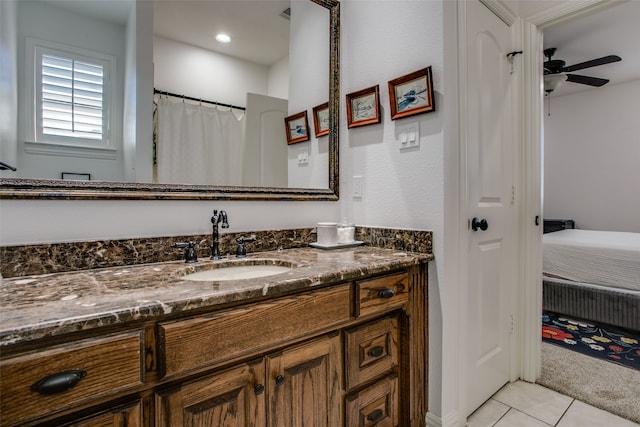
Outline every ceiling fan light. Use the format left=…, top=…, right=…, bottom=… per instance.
left=544, top=74, right=567, bottom=92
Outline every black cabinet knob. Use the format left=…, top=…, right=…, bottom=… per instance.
left=275, top=375, right=285, bottom=386
left=368, top=346, right=384, bottom=358
left=254, top=383, right=265, bottom=395
left=367, top=409, right=384, bottom=422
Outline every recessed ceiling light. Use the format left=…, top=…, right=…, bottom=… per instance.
left=216, top=33, right=231, bottom=43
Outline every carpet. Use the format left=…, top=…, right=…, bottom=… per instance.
left=542, top=311, right=640, bottom=370
left=538, top=341, right=640, bottom=424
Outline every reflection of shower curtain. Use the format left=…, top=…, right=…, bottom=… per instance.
left=156, top=98, right=245, bottom=185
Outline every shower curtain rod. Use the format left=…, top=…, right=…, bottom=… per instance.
left=154, top=89, right=246, bottom=111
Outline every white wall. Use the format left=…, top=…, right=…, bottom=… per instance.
left=123, top=0, right=154, bottom=183
left=268, top=56, right=289, bottom=100
left=14, top=1, right=126, bottom=181
left=544, top=79, right=640, bottom=232
left=0, top=0, right=18, bottom=178
left=154, top=36, right=270, bottom=108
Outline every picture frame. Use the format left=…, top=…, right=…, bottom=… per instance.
left=284, top=111, right=310, bottom=144
left=61, top=172, right=91, bottom=181
left=346, top=85, right=381, bottom=128
left=388, top=66, right=435, bottom=120
left=312, top=102, right=330, bottom=137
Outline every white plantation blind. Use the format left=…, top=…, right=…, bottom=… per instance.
left=41, top=54, right=104, bottom=140
left=29, top=39, right=114, bottom=148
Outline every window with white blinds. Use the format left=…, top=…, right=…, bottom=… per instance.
left=41, top=54, right=104, bottom=140
left=29, top=40, right=113, bottom=147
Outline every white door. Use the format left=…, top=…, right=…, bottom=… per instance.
left=244, top=93, right=288, bottom=187
left=464, top=0, right=516, bottom=416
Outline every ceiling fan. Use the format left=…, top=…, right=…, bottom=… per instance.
left=543, top=47, right=622, bottom=94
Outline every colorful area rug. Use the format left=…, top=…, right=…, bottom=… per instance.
left=542, top=311, right=640, bottom=371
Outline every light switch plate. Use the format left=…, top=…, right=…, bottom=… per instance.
left=398, top=123, right=420, bottom=150
left=297, top=148, right=309, bottom=165
left=353, top=175, right=363, bottom=198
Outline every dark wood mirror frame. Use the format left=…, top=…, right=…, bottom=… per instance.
left=0, top=0, right=339, bottom=202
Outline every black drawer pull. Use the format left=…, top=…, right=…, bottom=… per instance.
left=367, top=409, right=384, bottom=422
left=368, top=346, right=384, bottom=358
left=275, top=375, right=285, bottom=386
left=30, top=369, right=87, bottom=395
left=254, top=383, right=265, bottom=395
left=378, top=288, right=395, bottom=299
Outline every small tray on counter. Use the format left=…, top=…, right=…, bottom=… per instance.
left=309, top=241, right=365, bottom=250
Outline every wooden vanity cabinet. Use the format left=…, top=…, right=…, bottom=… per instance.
left=1, top=265, right=427, bottom=427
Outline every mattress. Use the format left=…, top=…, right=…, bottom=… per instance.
left=542, top=229, right=640, bottom=292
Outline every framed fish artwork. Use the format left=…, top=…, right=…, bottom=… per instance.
left=346, top=85, right=380, bottom=128
left=284, top=111, right=310, bottom=144
left=312, top=102, right=330, bottom=137
left=388, top=67, right=435, bottom=120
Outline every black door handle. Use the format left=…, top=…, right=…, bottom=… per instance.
left=471, top=217, right=488, bottom=231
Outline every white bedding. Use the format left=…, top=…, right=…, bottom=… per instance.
left=543, top=229, right=640, bottom=292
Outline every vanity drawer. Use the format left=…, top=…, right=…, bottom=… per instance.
left=345, top=373, right=398, bottom=427
left=159, top=284, right=351, bottom=377
left=355, top=272, right=409, bottom=318
left=0, top=331, right=144, bottom=427
left=345, top=316, right=399, bottom=390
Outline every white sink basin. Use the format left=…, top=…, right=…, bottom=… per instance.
left=181, top=263, right=293, bottom=281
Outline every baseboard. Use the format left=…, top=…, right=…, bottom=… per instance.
left=426, top=411, right=442, bottom=427
left=427, top=410, right=466, bottom=427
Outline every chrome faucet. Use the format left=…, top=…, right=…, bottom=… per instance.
left=210, top=209, right=229, bottom=259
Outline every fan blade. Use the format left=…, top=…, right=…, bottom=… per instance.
left=564, top=55, right=621, bottom=72
left=566, top=74, right=609, bottom=87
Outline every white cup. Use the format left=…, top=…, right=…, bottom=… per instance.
left=317, top=222, right=338, bottom=245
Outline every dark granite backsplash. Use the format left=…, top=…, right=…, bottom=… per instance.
left=0, top=226, right=432, bottom=278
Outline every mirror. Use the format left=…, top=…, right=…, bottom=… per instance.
left=0, top=0, right=339, bottom=201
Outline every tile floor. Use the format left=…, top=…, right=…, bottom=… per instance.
left=467, top=380, right=640, bottom=427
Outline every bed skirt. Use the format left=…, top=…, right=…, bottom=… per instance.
left=543, top=277, right=640, bottom=332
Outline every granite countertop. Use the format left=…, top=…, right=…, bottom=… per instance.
left=0, top=246, right=432, bottom=348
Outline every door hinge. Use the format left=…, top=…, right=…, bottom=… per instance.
left=509, top=314, right=515, bottom=334
left=511, top=186, right=515, bottom=205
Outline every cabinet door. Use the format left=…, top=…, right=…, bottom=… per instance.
left=155, top=360, right=265, bottom=427
left=59, top=400, right=142, bottom=427
left=267, top=334, right=342, bottom=427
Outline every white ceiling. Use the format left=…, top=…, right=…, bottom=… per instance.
left=542, top=0, right=640, bottom=97
left=42, top=0, right=134, bottom=26
left=153, top=0, right=291, bottom=66
left=43, top=0, right=292, bottom=67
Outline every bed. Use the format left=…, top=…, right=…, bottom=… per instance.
left=542, top=229, right=640, bottom=331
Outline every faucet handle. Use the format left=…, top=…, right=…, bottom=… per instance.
left=171, top=241, right=198, bottom=263
left=221, top=210, right=229, bottom=228
left=235, top=236, right=257, bottom=258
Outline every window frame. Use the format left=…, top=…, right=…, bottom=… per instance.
left=26, top=38, right=116, bottom=149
